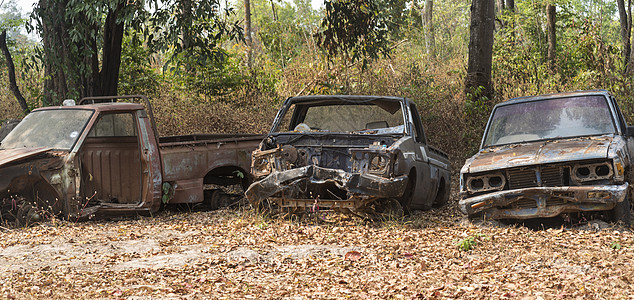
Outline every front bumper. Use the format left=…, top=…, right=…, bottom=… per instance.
left=245, top=165, right=408, bottom=209
left=459, top=183, right=629, bottom=219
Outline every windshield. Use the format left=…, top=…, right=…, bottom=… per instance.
left=274, top=100, right=405, bottom=134
left=483, top=96, right=616, bottom=147
left=1, top=109, right=94, bottom=150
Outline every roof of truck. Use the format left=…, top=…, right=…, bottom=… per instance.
left=499, top=89, right=611, bottom=107
left=286, top=95, right=408, bottom=104
left=32, top=102, right=145, bottom=112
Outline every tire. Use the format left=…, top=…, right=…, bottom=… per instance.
left=432, top=179, right=449, bottom=208
left=15, top=201, right=42, bottom=227
left=398, top=172, right=416, bottom=213
left=609, top=194, right=631, bottom=225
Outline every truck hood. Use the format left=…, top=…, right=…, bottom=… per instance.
left=463, top=136, right=614, bottom=173
left=0, top=147, right=54, bottom=168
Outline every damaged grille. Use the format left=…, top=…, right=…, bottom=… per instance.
left=506, top=165, right=565, bottom=189
left=541, top=166, right=564, bottom=186
left=507, top=168, right=537, bottom=189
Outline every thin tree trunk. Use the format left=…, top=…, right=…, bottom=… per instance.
left=98, top=2, right=125, bottom=96
left=270, top=0, right=278, bottom=21
left=496, top=0, right=504, bottom=14
left=423, top=0, right=435, bottom=56
left=245, top=0, right=253, bottom=68
left=546, top=4, right=556, bottom=70
left=618, top=0, right=632, bottom=73
left=0, top=30, right=30, bottom=113
left=505, top=0, right=514, bottom=11
left=465, top=0, right=495, bottom=100
left=625, top=0, right=634, bottom=74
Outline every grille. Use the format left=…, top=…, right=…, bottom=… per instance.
left=513, top=198, right=537, bottom=208
left=546, top=198, right=567, bottom=207
left=507, top=168, right=538, bottom=189
left=541, top=166, right=564, bottom=187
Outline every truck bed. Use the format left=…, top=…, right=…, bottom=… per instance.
left=159, top=133, right=264, bottom=204
left=159, top=134, right=265, bottom=147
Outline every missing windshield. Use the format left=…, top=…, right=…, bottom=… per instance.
left=274, top=100, right=405, bottom=134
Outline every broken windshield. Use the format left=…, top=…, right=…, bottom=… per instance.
left=483, top=96, right=616, bottom=147
left=1, top=109, right=94, bottom=150
left=274, top=100, right=405, bottom=134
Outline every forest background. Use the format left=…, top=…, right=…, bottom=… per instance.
left=1, top=0, right=633, bottom=171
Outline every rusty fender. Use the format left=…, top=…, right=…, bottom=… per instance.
left=459, top=183, right=628, bottom=219
left=245, top=164, right=408, bottom=204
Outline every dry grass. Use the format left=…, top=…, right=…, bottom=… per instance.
left=0, top=199, right=632, bottom=299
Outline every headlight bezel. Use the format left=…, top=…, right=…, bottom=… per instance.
left=571, top=161, right=614, bottom=183
left=465, top=172, right=506, bottom=193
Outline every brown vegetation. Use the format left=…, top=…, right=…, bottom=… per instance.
left=0, top=205, right=633, bottom=298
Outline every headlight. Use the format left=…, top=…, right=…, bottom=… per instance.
left=572, top=161, right=613, bottom=182
left=465, top=173, right=506, bottom=193
left=252, top=156, right=273, bottom=178
left=351, top=151, right=394, bottom=176
left=368, top=154, right=390, bottom=174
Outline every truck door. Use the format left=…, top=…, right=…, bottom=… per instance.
left=79, top=112, right=143, bottom=205
left=408, top=103, right=435, bottom=208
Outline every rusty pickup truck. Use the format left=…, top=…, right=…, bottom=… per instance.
left=245, top=95, right=451, bottom=214
left=0, top=95, right=262, bottom=225
left=459, top=90, right=633, bottom=223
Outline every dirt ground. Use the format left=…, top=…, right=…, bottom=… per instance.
left=1, top=198, right=633, bottom=299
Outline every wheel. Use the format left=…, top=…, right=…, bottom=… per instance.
left=15, top=201, right=42, bottom=227
left=609, top=195, right=631, bottom=225
left=205, top=189, right=233, bottom=210
left=398, top=172, right=416, bottom=213
left=432, top=179, right=449, bottom=208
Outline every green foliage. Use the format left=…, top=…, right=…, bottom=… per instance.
left=118, top=32, right=159, bottom=96
left=457, top=233, right=488, bottom=251
left=316, top=0, right=404, bottom=68
left=233, top=170, right=245, bottom=179
left=146, top=0, right=243, bottom=67
left=610, top=241, right=622, bottom=250
left=169, top=51, right=245, bottom=97
left=162, top=182, right=172, bottom=204
left=0, top=0, right=23, bottom=37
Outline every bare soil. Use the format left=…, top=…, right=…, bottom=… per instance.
left=1, top=199, right=633, bottom=299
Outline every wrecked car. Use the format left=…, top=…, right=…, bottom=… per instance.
left=0, top=95, right=262, bottom=225
left=459, top=90, right=633, bottom=222
left=245, top=95, right=451, bottom=214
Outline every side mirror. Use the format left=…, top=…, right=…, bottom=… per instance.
left=627, top=126, right=634, bottom=137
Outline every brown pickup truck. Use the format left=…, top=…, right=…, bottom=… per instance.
left=0, top=96, right=262, bottom=225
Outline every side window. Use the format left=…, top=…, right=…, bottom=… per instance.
left=612, top=97, right=628, bottom=132
left=88, top=113, right=137, bottom=137
left=274, top=104, right=297, bottom=132
left=409, top=104, right=426, bottom=144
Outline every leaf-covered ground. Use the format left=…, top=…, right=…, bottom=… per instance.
left=1, top=200, right=633, bottom=299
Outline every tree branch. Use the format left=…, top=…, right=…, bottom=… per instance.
left=0, top=30, right=30, bottom=114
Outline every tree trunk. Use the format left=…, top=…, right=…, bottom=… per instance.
left=505, top=0, right=515, bottom=11
left=423, top=0, right=435, bottom=56
left=465, top=0, right=495, bottom=100
left=0, top=30, right=30, bottom=113
left=496, top=0, right=504, bottom=14
left=618, top=0, right=632, bottom=73
left=97, top=2, right=125, bottom=96
left=38, top=0, right=71, bottom=105
left=245, top=0, right=253, bottom=67
left=546, top=4, right=556, bottom=70
left=270, top=0, right=278, bottom=21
